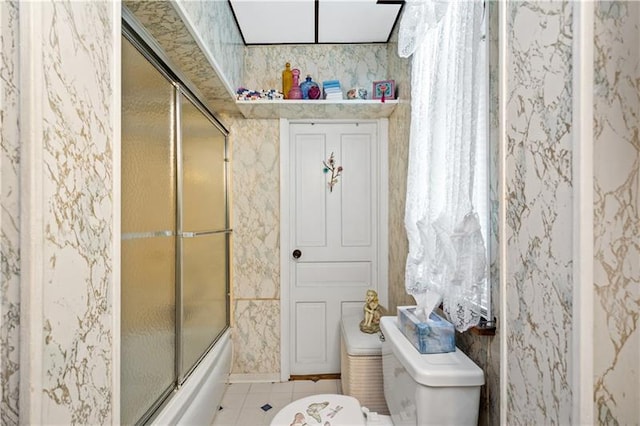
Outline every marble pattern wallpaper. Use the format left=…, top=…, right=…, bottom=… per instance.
left=225, top=115, right=281, bottom=376
left=232, top=300, right=280, bottom=375
left=1, top=2, right=20, bottom=425
left=244, top=44, right=389, bottom=96
left=504, top=1, right=574, bottom=424
left=175, top=0, right=245, bottom=94
left=35, top=2, right=116, bottom=423
left=225, top=116, right=281, bottom=374
left=593, top=2, right=640, bottom=423
left=229, top=118, right=280, bottom=302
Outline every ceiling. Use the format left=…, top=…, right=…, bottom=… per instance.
left=229, top=0, right=404, bottom=45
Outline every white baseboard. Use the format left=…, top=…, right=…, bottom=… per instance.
left=229, top=373, right=281, bottom=383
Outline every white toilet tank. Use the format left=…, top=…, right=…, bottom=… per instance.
left=380, top=316, right=484, bottom=426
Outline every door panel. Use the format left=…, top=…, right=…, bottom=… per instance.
left=296, top=262, right=371, bottom=288
left=295, top=302, right=327, bottom=367
left=340, top=134, right=372, bottom=247
left=289, top=122, right=379, bottom=375
left=295, top=133, right=327, bottom=247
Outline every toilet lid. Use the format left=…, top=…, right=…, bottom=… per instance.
left=270, top=394, right=365, bottom=426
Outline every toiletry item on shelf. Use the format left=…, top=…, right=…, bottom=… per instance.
left=282, top=62, right=293, bottom=99
left=300, top=75, right=319, bottom=100
left=288, top=68, right=303, bottom=99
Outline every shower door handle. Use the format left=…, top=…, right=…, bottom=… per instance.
left=292, top=249, right=302, bottom=259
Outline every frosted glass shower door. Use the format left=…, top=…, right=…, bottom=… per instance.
left=178, top=94, right=229, bottom=378
left=121, top=36, right=176, bottom=425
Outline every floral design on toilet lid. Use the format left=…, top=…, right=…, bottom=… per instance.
left=288, top=400, right=343, bottom=425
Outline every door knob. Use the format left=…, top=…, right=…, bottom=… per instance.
left=292, top=249, right=302, bottom=259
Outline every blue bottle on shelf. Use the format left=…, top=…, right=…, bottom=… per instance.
left=300, top=75, right=319, bottom=100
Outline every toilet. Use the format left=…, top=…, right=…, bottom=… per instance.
left=271, top=316, right=484, bottom=426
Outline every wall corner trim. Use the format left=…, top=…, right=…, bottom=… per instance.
left=18, top=2, right=45, bottom=423
left=571, top=2, right=595, bottom=425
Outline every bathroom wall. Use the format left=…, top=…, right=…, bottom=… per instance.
left=1, top=1, right=120, bottom=424
left=244, top=44, right=388, bottom=93
left=503, top=2, right=575, bottom=423
left=15, top=1, right=119, bottom=424
left=175, top=0, right=245, bottom=93
left=499, top=2, right=639, bottom=424
left=593, top=2, right=640, bottom=423
left=225, top=117, right=282, bottom=377
left=0, top=2, right=21, bottom=425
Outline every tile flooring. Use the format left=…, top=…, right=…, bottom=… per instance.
left=212, top=380, right=342, bottom=426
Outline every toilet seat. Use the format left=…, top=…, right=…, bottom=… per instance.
left=270, top=394, right=365, bottom=426
left=270, top=394, right=393, bottom=426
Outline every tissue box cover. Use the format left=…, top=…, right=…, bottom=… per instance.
left=397, top=306, right=455, bottom=354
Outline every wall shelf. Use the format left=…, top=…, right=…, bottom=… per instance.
left=235, top=99, right=399, bottom=119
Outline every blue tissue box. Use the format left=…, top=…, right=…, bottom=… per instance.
left=397, top=306, right=455, bottom=354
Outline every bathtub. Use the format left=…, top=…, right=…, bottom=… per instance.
left=150, top=329, right=232, bottom=425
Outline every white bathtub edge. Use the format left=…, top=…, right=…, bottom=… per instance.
left=151, top=329, right=232, bottom=426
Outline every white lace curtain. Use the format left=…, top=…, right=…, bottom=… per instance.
left=400, top=0, right=487, bottom=331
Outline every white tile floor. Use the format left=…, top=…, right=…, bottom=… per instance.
left=212, top=380, right=342, bottom=426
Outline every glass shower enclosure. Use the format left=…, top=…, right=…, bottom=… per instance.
left=120, top=30, right=230, bottom=425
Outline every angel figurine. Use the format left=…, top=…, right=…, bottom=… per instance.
left=359, top=289, right=386, bottom=334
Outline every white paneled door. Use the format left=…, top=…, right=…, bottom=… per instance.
left=287, top=121, right=381, bottom=375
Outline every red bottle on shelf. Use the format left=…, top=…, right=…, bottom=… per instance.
left=287, top=69, right=302, bottom=100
